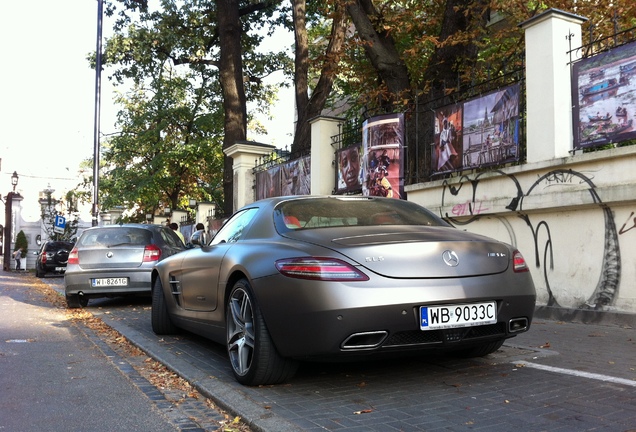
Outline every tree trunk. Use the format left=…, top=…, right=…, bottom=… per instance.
left=424, top=0, right=490, bottom=99
left=291, top=1, right=347, bottom=153
left=346, top=0, right=411, bottom=103
left=413, top=0, right=490, bottom=180
left=217, top=0, right=247, bottom=215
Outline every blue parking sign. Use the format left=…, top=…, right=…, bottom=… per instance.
left=54, top=215, right=66, bottom=233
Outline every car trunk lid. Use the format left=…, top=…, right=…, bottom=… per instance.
left=284, top=226, right=510, bottom=278
left=78, top=246, right=146, bottom=269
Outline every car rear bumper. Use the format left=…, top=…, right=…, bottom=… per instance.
left=43, top=264, right=67, bottom=273
left=253, top=272, right=536, bottom=359
left=65, top=269, right=152, bottom=297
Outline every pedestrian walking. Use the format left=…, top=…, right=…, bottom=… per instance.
left=12, top=248, right=22, bottom=271
left=169, top=222, right=186, bottom=245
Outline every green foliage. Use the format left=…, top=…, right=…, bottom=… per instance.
left=94, top=0, right=293, bottom=216
left=15, top=230, right=28, bottom=255
left=331, top=0, right=636, bottom=116
left=40, top=193, right=80, bottom=242
left=100, top=75, right=226, bottom=219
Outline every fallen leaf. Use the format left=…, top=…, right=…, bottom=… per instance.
left=353, top=409, right=374, bottom=415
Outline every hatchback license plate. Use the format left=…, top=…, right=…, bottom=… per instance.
left=420, top=301, right=496, bottom=330
left=92, top=278, right=128, bottom=287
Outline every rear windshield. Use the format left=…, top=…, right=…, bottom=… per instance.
left=276, top=197, right=448, bottom=230
left=45, top=241, right=74, bottom=251
left=77, top=228, right=152, bottom=247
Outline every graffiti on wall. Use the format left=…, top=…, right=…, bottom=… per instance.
left=619, top=212, right=636, bottom=234
left=440, top=169, right=622, bottom=311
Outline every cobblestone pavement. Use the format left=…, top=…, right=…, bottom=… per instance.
left=44, top=276, right=636, bottom=432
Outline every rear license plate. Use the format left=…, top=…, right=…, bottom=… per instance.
left=420, top=301, right=496, bottom=330
left=91, top=278, right=128, bottom=287
left=55, top=267, right=65, bottom=272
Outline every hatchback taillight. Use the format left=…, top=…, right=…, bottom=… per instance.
left=143, top=244, right=162, bottom=262
left=275, top=257, right=369, bottom=281
left=67, top=248, right=79, bottom=265
left=512, top=250, right=529, bottom=273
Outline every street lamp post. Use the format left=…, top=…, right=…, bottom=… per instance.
left=92, top=0, right=104, bottom=227
left=3, top=171, right=19, bottom=271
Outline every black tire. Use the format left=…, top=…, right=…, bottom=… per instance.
left=226, top=279, right=298, bottom=386
left=66, top=294, right=88, bottom=308
left=151, top=277, right=178, bottom=335
left=35, top=264, right=44, bottom=278
left=454, top=339, right=505, bottom=358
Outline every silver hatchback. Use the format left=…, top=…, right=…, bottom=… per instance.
left=64, top=224, right=185, bottom=308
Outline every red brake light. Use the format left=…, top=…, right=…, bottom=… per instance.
left=275, top=257, right=369, bottom=281
left=512, top=250, right=529, bottom=273
left=143, top=244, right=162, bottom=262
left=68, top=248, right=79, bottom=265
left=41, top=254, right=47, bottom=264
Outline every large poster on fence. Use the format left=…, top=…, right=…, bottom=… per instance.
left=335, top=143, right=364, bottom=194
left=361, top=113, right=404, bottom=199
left=255, top=155, right=311, bottom=201
left=281, top=155, right=311, bottom=196
left=572, top=41, right=636, bottom=150
left=256, top=166, right=281, bottom=201
left=432, top=84, right=520, bottom=174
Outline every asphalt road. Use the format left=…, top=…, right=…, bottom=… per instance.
left=18, top=274, right=636, bottom=431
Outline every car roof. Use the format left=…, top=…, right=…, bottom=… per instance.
left=80, top=223, right=163, bottom=232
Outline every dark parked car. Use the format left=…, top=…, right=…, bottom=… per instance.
left=64, top=224, right=186, bottom=308
left=34, top=240, right=74, bottom=277
left=151, top=196, right=536, bottom=386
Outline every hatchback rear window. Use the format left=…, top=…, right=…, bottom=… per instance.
left=77, top=228, right=153, bottom=247
left=45, top=241, right=74, bottom=251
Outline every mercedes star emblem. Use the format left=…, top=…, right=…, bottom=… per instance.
left=442, top=250, right=459, bottom=267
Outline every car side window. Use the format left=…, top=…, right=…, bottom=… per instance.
left=210, top=208, right=258, bottom=245
left=160, top=228, right=181, bottom=248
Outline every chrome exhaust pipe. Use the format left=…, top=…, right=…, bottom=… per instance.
left=508, top=317, right=529, bottom=333
left=341, top=331, right=388, bottom=349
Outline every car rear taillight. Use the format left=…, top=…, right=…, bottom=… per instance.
left=275, top=257, right=369, bottom=281
left=143, top=244, right=162, bottom=262
left=67, top=248, right=79, bottom=265
left=41, top=254, right=47, bottom=264
left=512, top=250, right=529, bottom=273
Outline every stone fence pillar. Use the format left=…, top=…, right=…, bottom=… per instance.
left=520, top=8, right=587, bottom=163
left=224, top=141, right=276, bottom=212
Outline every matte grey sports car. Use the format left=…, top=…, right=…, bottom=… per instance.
left=151, top=196, right=536, bottom=386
